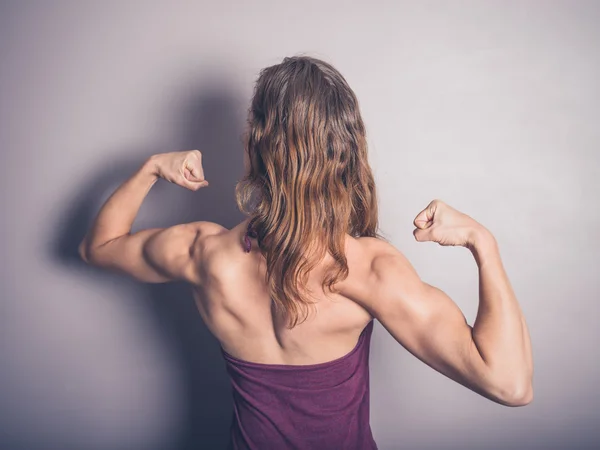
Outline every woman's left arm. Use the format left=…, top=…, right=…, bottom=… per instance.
left=78, top=151, right=224, bottom=284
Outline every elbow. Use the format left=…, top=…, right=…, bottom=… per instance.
left=486, top=359, right=534, bottom=407
left=499, top=381, right=534, bottom=407
left=78, top=239, right=98, bottom=265
left=78, top=240, right=89, bottom=263
left=79, top=239, right=113, bottom=266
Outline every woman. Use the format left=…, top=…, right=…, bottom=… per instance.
left=79, top=55, right=533, bottom=449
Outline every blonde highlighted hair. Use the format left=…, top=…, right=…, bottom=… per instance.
left=235, top=55, right=387, bottom=328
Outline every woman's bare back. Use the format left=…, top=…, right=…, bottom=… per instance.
left=80, top=158, right=533, bottom=406
left=190, top=218, right=376, bottom=366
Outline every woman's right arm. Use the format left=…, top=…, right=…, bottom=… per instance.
left=361, top=200, right=533, bottom=407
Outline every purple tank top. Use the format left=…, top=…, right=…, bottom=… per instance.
left=220, top=320, right=378, bottom=450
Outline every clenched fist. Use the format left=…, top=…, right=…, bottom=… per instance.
left=150, top=150, right=209, bottom=191
left=413, top=199, right=488, bottom=248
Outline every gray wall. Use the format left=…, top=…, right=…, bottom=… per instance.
left=1, top=1, right=598, bottom=449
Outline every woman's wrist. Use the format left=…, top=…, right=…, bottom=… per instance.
left=468, top=226, right=499, bottom=266
left=143, top=154, right=162, bottom=179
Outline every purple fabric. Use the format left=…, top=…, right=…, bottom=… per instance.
left=221, top=319, right=378, bottom=450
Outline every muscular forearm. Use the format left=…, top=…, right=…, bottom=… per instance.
left=80, top=158, right=158, bottom=255
left=469, top=228, right=533, bottom=403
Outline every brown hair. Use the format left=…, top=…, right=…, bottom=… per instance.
left=235, top=54, right=388, bottom=328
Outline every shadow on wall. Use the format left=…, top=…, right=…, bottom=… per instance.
left=51, top=80, right=248, bottom=450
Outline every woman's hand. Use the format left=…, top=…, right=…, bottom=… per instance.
left=413, top=199, right=489, bottom=248
left=149, top=150, right=209, bottom=191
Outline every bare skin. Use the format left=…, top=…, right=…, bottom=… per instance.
left=80, top=150, right=533, bottom=408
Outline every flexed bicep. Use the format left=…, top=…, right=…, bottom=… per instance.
left=80, top=221, right=225, bottom=284
left=363, top=243, right=510, bottom=405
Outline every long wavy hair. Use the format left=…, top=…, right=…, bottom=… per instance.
left=235, top=55, right=388, bottom=329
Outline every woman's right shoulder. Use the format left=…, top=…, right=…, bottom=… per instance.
left=341, top=235, right=421, bottom=315
left=341, top=235, right=406, bottom=292
left=353, top=235, right=399, bottom=260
